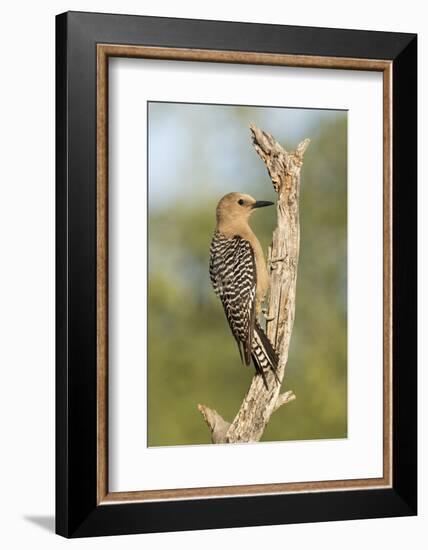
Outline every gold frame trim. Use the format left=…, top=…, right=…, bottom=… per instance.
left=96, top=44, right=393, bottom=505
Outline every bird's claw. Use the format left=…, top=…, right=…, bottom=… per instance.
left=269, top=256, right=286, bottom=270
left=261, top=308, right=275, bottom=322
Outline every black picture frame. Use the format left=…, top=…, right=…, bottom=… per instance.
left=56, top=10, right=417, bottom=538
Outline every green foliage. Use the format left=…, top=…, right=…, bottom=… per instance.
left=147, top=105, right=347, bottom=446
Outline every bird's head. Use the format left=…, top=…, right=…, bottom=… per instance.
left=216, top=192, right=274, bottom=225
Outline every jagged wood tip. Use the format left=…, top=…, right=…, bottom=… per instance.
left=296, top=138, right=311, bottom=160
left=250, top=123, right=310, bottom=160
left=197, top=404, right=230, bottom=444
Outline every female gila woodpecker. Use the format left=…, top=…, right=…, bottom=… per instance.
left=209, top=192, right=279, bottom=389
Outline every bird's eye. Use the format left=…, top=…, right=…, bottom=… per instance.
left=238, top=199, right=244, bottom=205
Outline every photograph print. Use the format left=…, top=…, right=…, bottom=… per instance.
left=147, top=101, right=347, bottom=447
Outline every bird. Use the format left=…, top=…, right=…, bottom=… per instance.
left=209, top=192, right=280, bottom=389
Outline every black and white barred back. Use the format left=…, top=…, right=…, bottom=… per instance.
left=209, top=231, right=279, bottom=388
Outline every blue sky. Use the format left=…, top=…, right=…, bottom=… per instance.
left=148, top=102, right=346, bottom=211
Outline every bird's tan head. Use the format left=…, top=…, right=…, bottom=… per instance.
left=216, top=192, right=274, bottom=230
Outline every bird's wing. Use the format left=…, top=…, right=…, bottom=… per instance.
left=209, top=234, right=257, bottom=365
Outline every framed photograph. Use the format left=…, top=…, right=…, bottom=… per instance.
left=56, top=11, right=417, bottom=538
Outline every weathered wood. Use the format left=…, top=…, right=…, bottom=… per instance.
left=198, top=125, right=309, bottom=443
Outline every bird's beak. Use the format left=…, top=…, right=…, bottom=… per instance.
left=252, top=200, right=275, bottom=209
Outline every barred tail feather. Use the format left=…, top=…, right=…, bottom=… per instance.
left=251, top=322, right=280, bottom=389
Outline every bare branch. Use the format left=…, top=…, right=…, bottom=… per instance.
left=198, top=125, right=309, bottom=443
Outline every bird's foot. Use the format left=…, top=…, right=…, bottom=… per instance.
left=261, top=307, right=275, bottom=322
left=269, top=256, right=286, bottom=270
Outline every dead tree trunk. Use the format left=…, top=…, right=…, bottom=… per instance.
left=198, top=125, right=310, bottom=443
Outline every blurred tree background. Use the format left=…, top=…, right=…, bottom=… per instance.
left=147, top=102, right=347, bottom=446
